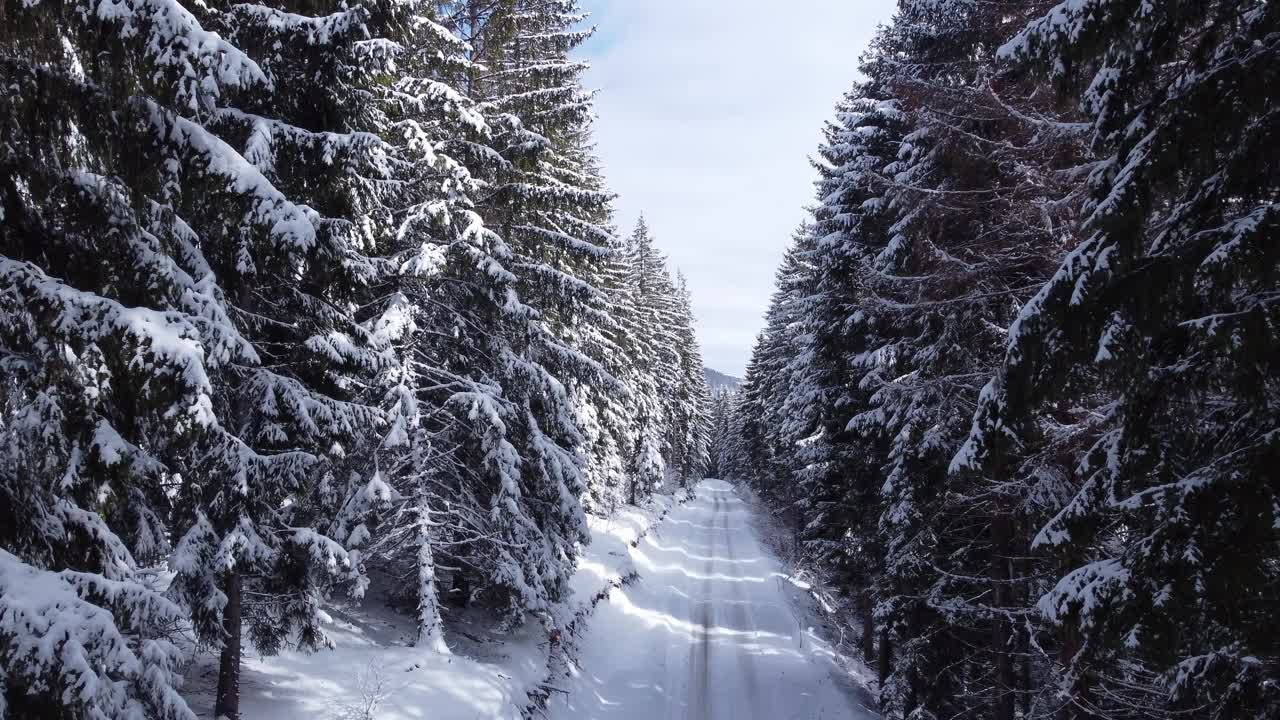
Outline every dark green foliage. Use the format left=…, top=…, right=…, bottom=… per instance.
left=730, top=1, right=1279, bottom=719
left=0, top=1, right=715, bottom=717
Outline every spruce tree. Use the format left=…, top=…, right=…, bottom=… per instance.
left=620, top=216, right=672, bottom=498
left=350, top=0, right=611, bottom=627
left=731, top=3, right=1091, bottom=714
left=160, top=4, right=397, bottom=716
left=956, top=1, right=1280, bottom=716
left=2, top=1, right=731, bottom=717
left=730, top=2, right=1278, bottom=719
left=322, top=0, right=495, bottom=653
left=578, top=226, right=640, bottom=512
left=671, top=273, right=712, bottom=485
left=705, top=386, right=737, bottom=479
left=1, top=0, right=383, bottom=716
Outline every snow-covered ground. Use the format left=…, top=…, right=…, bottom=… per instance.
left=549, top=479, right=878, bottom=720
left=177, top=482, right=875, bottom=719
left=180, top=493, right=678, bottom=719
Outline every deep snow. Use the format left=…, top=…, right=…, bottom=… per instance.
left=549, top=479, right=877, bottom=720
left=180, top=494, right=677, bottom=719
left=178, top=481, right=874, bottom=719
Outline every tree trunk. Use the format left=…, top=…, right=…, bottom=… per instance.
left=1058, top=611, right=1095, bottom=720
left=861, top=590, right=875, bottom=665
left=1058, top=624, right=1077, bottom=720
left=792, top=508, right=802, bottom=563
left=214, top=567, right=243, bottom=720
left=877, top=626, right=892, bottom=710
left=1018, top=520, right=1033, bottom=720
left=905, top=668, right=919, bottom=719
left=417, top=497, right=450, bottom=653
left=1022, top=633, right=1033, bottom=719
left=991, top=514, right=1016, bottom=720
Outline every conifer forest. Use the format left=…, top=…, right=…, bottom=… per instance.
left=1, top=1, right=1277, bottom=719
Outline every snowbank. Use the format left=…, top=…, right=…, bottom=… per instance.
left=733, top=483, right=880, bottom=710
left=180, top=492, right=682, bottom=719
left=547, top=480, right=877, bottom=719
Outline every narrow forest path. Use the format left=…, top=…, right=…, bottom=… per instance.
left=549, top=479, right=877, bottom=720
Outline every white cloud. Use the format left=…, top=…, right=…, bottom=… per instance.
left=580, top=0, right=896, bottom=375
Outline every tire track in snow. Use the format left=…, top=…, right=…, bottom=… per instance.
left=689, top=492, right=721, bottom=718
left=659, top=531, right=690, bottom=720
left=549, top=480, right=873, bottom=720
left=721, top=492, right=764, bottom=720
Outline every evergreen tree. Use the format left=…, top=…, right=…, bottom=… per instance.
left=729, top=1, right=1086, bottom=716
left=1, top=0, right=385, bottom=716
left=323, top=0, right=495, bottom=654
left=566, top=219, right=639, bottom=512
left=620, top=216, right=673, bottom=498
left=1, top=1, right=726, bottom=717
left=705, top=386, right=737, bottom=479
left=726, top=338, right=771, bottom=489
left=159, top=3, right=396, bottom=716
left=671, top=273, right=712, bottom=484
left=349, top=0, right=621, bottom=630
left=956, top=1, right=1280, bottom=716
left=730, top=2, right=1278, bottom=720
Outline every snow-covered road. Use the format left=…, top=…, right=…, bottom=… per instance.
left=551, top=479, right=877, bottom=720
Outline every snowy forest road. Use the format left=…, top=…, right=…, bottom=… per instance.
left=550, top=479, right=877, bottom=720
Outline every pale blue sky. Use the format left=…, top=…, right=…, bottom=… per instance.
left=577, top=1, right=897, bottom=375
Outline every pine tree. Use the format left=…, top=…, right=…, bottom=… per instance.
left=753, top=233, right=815, bottom=505
left=620, top=216, right=672, bottom=499
left=705, top=386, right=737, bottom=479
left=157, top=4, right=399, bottom=716
left=731, top=2, right=1278, bottom=719
left=1, top=0, right=381, bottom=716
left=859, top=3, right=1088, bottom=715
left=671, top=273, right=712, bottom=485
left=578, top=226, right=640, bottom=512
left=3, top=1, right=732, bottom=716
left=344, top=0, right=613, bottom=628
left=955, top=2, right=1280, bottom=717
left=730, top=2, right=1091, bottom=715
left=321, top=0, right=494, bottom=654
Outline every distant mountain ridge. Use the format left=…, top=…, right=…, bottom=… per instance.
left=703, top=367, right=742, bottom=392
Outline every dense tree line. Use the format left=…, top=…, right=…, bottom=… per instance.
left=0, top=1, right=709, bottom=717
left=722, top=1, right=1279, bottom=718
